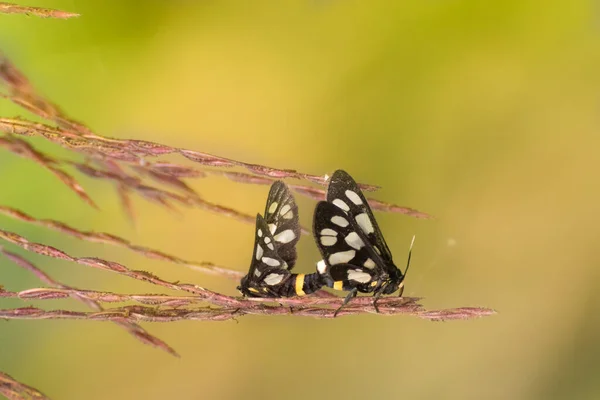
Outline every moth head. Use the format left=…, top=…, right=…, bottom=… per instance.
left=381, top=268, right=404, bottom=295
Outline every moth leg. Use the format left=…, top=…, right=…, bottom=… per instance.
left=373, top=290, right=384, bottom=313
left=333, top=288, right=358, bottom=318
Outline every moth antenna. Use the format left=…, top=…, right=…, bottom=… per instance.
left=403, top=235, right=415, bottom=277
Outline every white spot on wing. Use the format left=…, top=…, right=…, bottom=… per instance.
left=279, top=204, right=291, bottom=216
left=320, top=228, right=338, bottom=236
left=254, top=269, right=261, bottom=277
left=328, top=250, right=356, bottom=265
left=255, top=244, right=264, bottom=260
left=345, top=190, right=363, bottom=205
left=268, top=202, right=278, bottom=214
left=355, top=213, right=374, bottom=234
left=282, top=211, right=294, bottom=220
left=262, top=257, right=280, bottom=267
left=344, top=232, right=364, bottom=250
left=268, top=223, right=277, bottom=235
left=363, top=258, right=376, bottom=269
left=267, top=243, right=274, bottom=250
left=264, top=273, right=284, bottom=285
left=320, top=236, right=337, bottom=246
left=331, top=216, right=349, bottom=227
left=347, top=269, right=371, bottom=283
left=274, top=229, right=296, bottom=244
left=316, top=259, right=327, bottom=274
left=264, top=237, right=271, bottom=244
left=257, top=229, right=263, bottom=238
left=332, top=199, right=350, bottom=211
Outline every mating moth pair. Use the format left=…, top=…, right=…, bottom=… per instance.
left=237, top=170, right=414, bottom=314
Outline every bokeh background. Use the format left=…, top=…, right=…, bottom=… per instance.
left=1, top=1, right=599, bottom=399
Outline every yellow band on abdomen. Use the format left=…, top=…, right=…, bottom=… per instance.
left=295, top=274, right=306, bottom=296
left=333, top=281, right=344, bottom=291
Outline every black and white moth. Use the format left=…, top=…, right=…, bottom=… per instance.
left=313, top=170, right=414, bottom=314
left=238, top=181, right=324, bottom=297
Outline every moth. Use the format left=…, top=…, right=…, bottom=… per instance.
left=238, top=181, right=324, bottom=297
left=313, top=170, right=414, bottom=315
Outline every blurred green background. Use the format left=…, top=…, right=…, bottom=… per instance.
left=1, top=1, right=599, bottom=399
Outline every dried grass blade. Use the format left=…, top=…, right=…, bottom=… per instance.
left=0, top=205, right=243, bottom=279
left=0, top=135, right=97, bottom=208
left=0, top=301, right=496, bottom=321
left=0, top=248, right=179, bottom=357
left=0, top=2, right=79, bottom=19
left=0, top=228, right=228, bottom=300
left=0, top=370, right=50, bottom=399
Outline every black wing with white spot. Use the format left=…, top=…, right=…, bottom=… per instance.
left=313, top=170, right=406, bottom=298
left=325, top=170, right=393, bottom=264
left=239, top=181, right=325, bottom=298
left=262, top=181, right=300, bottom=270
left=240, top=214, right=292, bottom=297
left=313, top=170, right=410, bottom=314
left=313, top=200, right=386, bottom=278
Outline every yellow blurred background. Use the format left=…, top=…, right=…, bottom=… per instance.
left=1, top=1, right=599, bottom=399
